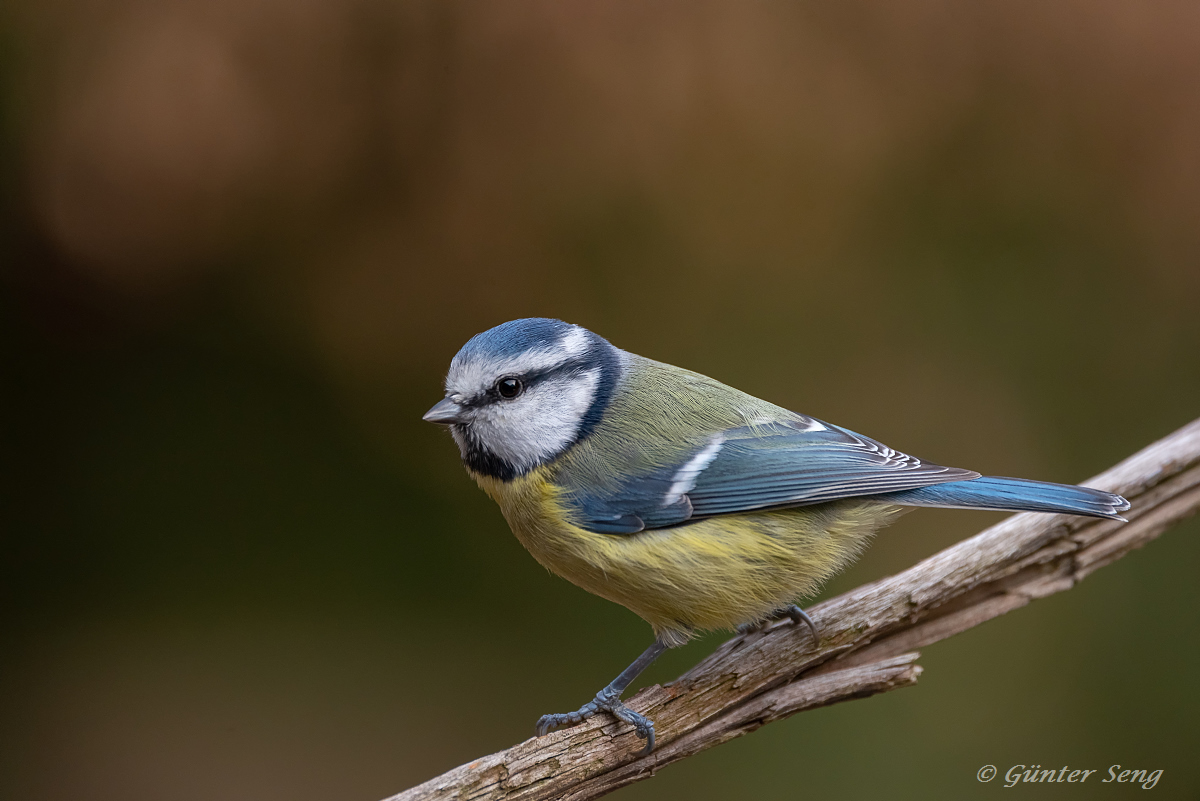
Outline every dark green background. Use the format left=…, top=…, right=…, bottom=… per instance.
left=2, top=3, right=1198, bottom=799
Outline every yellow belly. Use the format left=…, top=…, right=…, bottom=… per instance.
left=473, top=468, right=903, bottom=646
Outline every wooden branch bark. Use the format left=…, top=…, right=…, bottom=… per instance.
left=387, top=418, right=1200, bottom=801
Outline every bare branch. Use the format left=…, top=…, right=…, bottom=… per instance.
left=387, top=418, right=1200, bottom=801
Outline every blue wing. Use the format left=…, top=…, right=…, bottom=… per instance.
left=562, top=417, right=979, bottom=534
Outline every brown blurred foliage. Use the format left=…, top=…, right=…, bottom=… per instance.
left=16, top=0, right=1200, bottom=363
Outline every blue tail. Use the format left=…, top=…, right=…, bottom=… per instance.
left=876, top=476, right=1130, bottom=521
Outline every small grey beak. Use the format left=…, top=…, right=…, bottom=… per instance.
left=423, top=397, right=464, bottom=425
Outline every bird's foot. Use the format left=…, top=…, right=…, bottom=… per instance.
left=535, top=686, right=656, bottom=754
left=736, top=604, right=819, bottom=645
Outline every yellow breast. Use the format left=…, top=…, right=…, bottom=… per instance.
left=472, top=466, right=902, bottom=646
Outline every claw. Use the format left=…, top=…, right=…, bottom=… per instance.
left=605, top=698, right=656, bottom=754
left=737, top=604, right=820, bottom=645
left=633, top=716, right=655, bottom=755
left=782, top=604, right=820, bottom=644
left=536, top=693, right=657, bottom=751
left=536, top=698, right=599, bottom=736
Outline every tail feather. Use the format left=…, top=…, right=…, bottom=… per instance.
left=876, top=476, right=1130, bottom=521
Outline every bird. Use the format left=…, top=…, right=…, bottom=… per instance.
left=423, top=318, right=1129, bottom=755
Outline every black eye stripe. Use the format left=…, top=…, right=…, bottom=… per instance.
left=466, top=356, right=594, bottom=406
left=520, top=358, right=587, bottom=385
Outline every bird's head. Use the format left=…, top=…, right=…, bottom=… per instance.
left=424, top=318, right=622, bottom=479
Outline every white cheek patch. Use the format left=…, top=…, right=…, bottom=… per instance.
left=472, top=368, right=600, bottom=471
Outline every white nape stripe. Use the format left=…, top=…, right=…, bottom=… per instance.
left=663, top=434, right=726, bottom=507
left=559, top=326, right=591, bottom=357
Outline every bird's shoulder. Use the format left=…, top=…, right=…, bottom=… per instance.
left=555, top=352, right=803, bottom=481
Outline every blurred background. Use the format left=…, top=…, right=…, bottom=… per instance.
left=2, top=1, right=1198, bottom=799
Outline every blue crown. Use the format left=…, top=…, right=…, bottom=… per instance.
left=457, top=318, right=577, bottom=361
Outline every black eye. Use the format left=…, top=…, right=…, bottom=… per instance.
left=495, top=377, right=523, bottom=399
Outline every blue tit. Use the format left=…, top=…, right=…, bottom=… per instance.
left=423, top=318, right=1130, bottom=754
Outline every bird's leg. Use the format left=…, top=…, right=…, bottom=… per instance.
left=736, top=603, right=820, bottom=645
left=535, top=638, right=668, bottom=755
